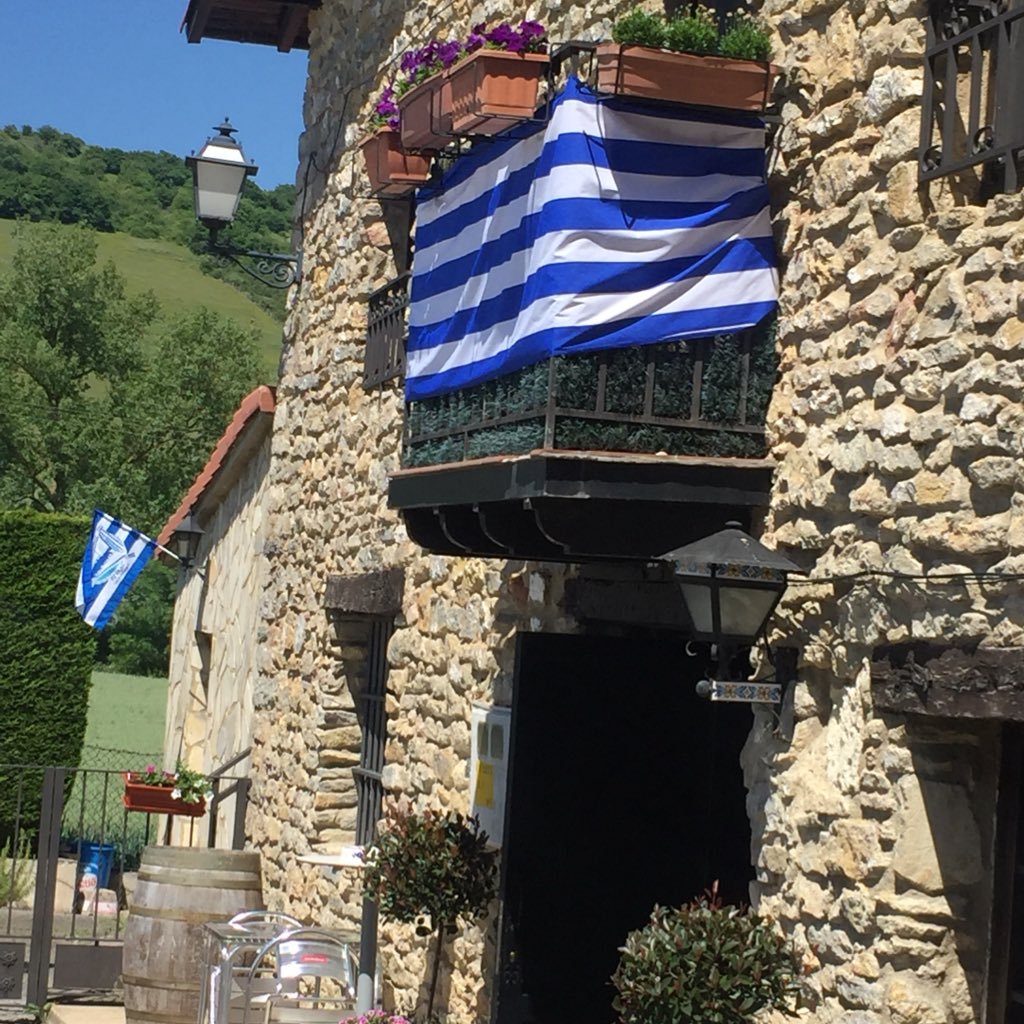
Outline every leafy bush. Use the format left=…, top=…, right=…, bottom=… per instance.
left=719, top=14, right=773, bottom=61
left=0, top=836, right=34, bottom=905
left=612, top=890, right=800, bottom=1024
left=663, top=5, right=719, bottom=56
left=612, top=8, right=667, bottom=48
left=365, top=805, right=497, bottom=1019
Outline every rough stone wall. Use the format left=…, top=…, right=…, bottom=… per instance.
left=250, top=0, right=1024, bottom=1019
left=249, top=6, right=590, bottom=1010
left=748, top=0, right=1024, bottom=1020
left=165, top=429, right=272, bottom=845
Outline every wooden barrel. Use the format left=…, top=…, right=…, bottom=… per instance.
left=123, top=846, right=264, bottom=1024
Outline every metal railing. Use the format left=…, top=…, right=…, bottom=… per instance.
left=364, top=273, right=410, bottom=389
left=919, top=0, right=1024, bottom=191
left=403, top=326, right=776, bottom=468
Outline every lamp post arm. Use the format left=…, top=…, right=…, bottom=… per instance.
left=206, top=239, right=301, bottom=290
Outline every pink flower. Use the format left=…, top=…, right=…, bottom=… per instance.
left=145, top=763, right=156, bottom=774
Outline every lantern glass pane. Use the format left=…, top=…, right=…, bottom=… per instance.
left=718, top=584, right=778, bottom=640
left=194, top=160, right=248, bottom=224
left=680, top=583, right=714, bottom=636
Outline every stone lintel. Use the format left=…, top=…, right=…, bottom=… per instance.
left=325, top=568, right=405, bottom=617
left=872, top=644, right=1024, bottom=721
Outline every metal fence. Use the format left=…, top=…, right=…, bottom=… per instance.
left=919, top=0, right=1024, bottom=192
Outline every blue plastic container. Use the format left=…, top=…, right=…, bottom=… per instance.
left=79, top=841, right=115, bottom=889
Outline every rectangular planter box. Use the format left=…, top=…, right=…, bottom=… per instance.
left=595, top=43, right=778, bottom=113
left=399, top=74, right=453, bottom=151
left=123, top=775, right=206, bottom=817
left=360, top=129, right=433, bottom=197
left=448, top=50, right=549, bottom=135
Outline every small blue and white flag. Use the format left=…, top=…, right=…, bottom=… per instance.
left=75, top=510, right=158, bottom=630
left=407, top=77, right=778, bottom=399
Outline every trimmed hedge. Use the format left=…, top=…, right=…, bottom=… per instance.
left=0, top=511, right=95, bottom=832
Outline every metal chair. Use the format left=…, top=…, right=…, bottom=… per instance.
left=240, top=928, right=359, bottom=1024
left=201, top=913, right=307, bottom=1024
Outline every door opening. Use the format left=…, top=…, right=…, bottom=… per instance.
left=497, top=631, right=754, bottom=1024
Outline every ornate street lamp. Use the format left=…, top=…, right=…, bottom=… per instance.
left=186, top=120, right=300, bottom=289
left=172, top=508, right=205, bottom=572
left=664, top=522, right=799, bottom=648
left=663, top=522, right=798, bottom=698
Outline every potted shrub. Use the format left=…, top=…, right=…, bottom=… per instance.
left=364, top=804, right=497, bottom=1020
left=612, top=887, right=801, bottom=1024
left=360, top=85, right=433, bottom=197
left=447, top=20, right=549, bottom=135
left=596, top=6, right=778, bottom=113
left=122, top=761, right=211, bottom=817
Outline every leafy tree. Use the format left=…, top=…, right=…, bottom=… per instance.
left=365, top=806, right=497, bottom=1020
left=0, top=223, right=156, bottom=513
left=0, top=224, right=263, bottom=674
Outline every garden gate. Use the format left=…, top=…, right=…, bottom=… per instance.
left=0, top=757, right=250, bottom=1008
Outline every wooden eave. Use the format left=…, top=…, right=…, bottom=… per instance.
left=182, top=0, right=317, bottom=51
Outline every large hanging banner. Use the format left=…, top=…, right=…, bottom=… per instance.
left=406, top=77, right=778, bottom=401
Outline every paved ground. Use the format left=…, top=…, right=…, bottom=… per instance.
left=49, top=1005, right=125, bottom=1024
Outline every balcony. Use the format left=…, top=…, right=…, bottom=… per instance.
left=377, top=53, right=780, bottom=561
left=387, top=306, right=777, bottom=561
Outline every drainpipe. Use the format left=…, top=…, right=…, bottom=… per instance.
left=357, top=896, right=379, bottom=1012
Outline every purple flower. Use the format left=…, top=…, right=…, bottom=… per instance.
left=486, top=22, right=521, bottom=50
left=437, top=39, right=463, bottom=67
left=145, top=763, right=156, bottom=774
left=465, top=23, right=487, bottom=52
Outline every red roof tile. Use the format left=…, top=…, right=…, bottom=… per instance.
left=158, top=385, right=276, bottom=547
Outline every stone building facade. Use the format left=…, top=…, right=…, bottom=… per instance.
left=161, top=385, right=275, bottom=847
left=180, top=0, right=1024, bottom=1022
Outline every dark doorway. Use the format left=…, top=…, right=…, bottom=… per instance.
left=496, top=632, right=754, bottom=1024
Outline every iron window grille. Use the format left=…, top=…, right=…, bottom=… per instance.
left=353, top=618, right=392, bottom=847
left=919, top=0, right=1024, bottom=193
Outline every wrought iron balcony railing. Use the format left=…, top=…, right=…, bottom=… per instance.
left=920, top=0, right=1024, bottom=192
left=403, top=321, right=777, bottom=469
left=364, top=272, right=410, bottom=389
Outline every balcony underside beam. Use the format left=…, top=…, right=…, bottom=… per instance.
left=389, top=450, right=774, bottom=562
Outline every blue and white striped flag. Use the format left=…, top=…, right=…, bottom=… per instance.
left=75, top=510, right=157, bottom=630
left=407, top=77, right=778, bottom=400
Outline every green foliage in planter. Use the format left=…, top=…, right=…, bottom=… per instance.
left=610, top=5, right=773, bottom=60
left=719, top=14, right=774, bottom=61
left=612, top=892, right=800, bottom=1024
left=611, top=8, right=667, bottom=49
left=663, top=5, right=719, bottom=56
left=0, top=511, right=95, bottom=838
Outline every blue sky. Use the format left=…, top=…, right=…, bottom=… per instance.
left=2, top=1, right=309, bottom=187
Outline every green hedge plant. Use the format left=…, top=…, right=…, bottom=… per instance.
left=611, top=888, right=800, bottom=1024
left=0, top=512, right=95, bottom=840
left=365, top=805, right=497, bottom=1020
left=610, top=6, right=773, bottom=61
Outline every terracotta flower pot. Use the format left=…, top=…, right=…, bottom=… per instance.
left=123, top=774, right=206, bottom=817
left=448, top=50, right=549, bottom=136
left=399, top=74, right=454, bottom=151
left=595, top=43, right=779, bottom=113
left=360, top=128, right=433, bottom=196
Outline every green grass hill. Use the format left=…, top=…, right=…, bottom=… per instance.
left=0, top=220, right=282, bottom=377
